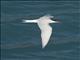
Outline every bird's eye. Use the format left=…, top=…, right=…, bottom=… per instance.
left=51, top=18, right=54, bottom=20
left=54, top=18, right=59, bottom=21
left=51, top=18, right=57, bottom=21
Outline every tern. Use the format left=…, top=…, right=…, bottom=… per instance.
left=22, top=15, right=59, bottom=48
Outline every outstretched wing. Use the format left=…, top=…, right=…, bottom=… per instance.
left=38, top=21, right=52, bottom=48
left=41, top=26, right=52, bottom=48
left=22, top=20, right=38, bottom=23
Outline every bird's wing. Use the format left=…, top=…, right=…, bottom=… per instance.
left=22, top=20, right=38, bottom=23
left=38, top=22, right=52, bottom=48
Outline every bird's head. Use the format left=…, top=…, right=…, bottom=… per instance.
left=49, top=17, right=60, bottom=23
left=39, top=15, right=60, bottom=24
left=50, top=20, right=60, bottom=23
left=44, top=15, right=60, bottom=23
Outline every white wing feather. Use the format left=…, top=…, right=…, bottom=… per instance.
left=41, top=27, right=52, bottom=48
left=38, top=22, right=52, bottom=48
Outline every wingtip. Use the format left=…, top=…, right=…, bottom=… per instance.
left=42, top=45, right=46, bottom=48
left=22, top=19, right=28, bottom=23
left=42, top=46, right=45, bottom=48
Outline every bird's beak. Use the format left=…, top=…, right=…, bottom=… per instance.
left=55, top=21, right=60, bottom=23
left=51, top=18, right=61, bottom=23
left=51, top=20, right=60, bottom=23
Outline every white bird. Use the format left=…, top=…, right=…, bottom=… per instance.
left=22, top=15, right=59, bottom=48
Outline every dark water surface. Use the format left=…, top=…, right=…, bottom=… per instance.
left=1, top=1, right=80, bottom=60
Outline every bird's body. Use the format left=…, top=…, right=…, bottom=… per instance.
left=23, top=15, right=59, bottom=48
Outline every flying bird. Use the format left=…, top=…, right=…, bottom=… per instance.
left=22, top=15, right=59, bottom=48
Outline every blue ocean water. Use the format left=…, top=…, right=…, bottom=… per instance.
left=1, top=1, right=80, bottom=60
